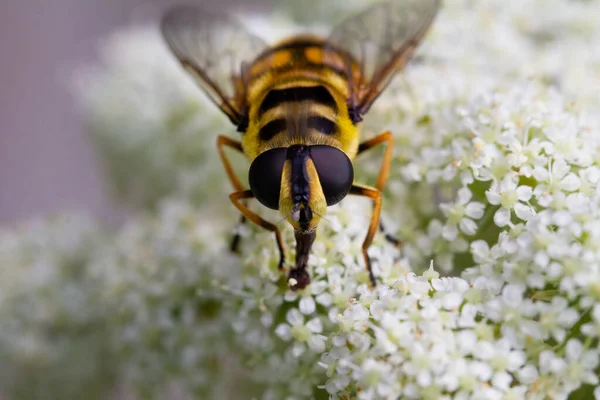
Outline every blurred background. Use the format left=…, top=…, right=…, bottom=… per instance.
left=0, top=0, right=268, bottom=227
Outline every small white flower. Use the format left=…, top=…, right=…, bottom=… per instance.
left=537, top=296, right=579, bottom=342
left=275, top=308, right=326, bottom=354
left=486, top=174, right=536, bottom=226
left=564, top=339, right=600, bottom=386
left=533, top=158, right=582, bottom=201
left=441, top=187, right=486, bottom=239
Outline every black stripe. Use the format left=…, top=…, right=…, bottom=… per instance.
left=259, top=86, right=337, bottom=114
left=258, top=118, right=286, bottom=141
left=307, top=116, right=336, bottom=135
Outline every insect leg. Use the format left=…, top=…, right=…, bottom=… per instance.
left=229, top=190, right=286, bottom=270
left=357, top=130, right=393, bottom=191
left=349, top=183, right=382, bottom=288
left=356, top=131, right=402, bottom=247
left=217, top=135, right=247, bottom=252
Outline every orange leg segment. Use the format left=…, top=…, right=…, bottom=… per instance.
left=357, top=130, right=394, bottom=191
left=356, top=131, right=402, bottom=247
left=349, top=183, right=382, bottom=287
left=229, top=190, right=286, bottom=270
left=216, top=135, right=247, bottom=252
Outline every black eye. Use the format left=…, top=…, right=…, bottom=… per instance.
left=248, top=148, right=287, bottom=210
left=309, top=145, right=354, bottom=206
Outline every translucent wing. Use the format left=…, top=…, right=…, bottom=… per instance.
left=328, top=0, right=440, bottom=118
left=161, top=5, right=268, bottom=128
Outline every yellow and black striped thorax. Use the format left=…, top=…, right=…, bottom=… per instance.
left=241, top=36, right=361, bottom=161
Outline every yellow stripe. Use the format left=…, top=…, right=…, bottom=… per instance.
left=249, top=50, right=293, bottom=77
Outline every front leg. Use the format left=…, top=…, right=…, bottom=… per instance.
left=229, top=190, right=286, bottom=270
left=349, top=184, right=382, bottom=288
left=216, top=135, right=247, bottom=253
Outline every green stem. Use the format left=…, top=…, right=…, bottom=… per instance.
left=553, top=306, right=593, bottom=354
left=477, top=205, right=501, bottom=236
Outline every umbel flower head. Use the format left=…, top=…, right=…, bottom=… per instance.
left=2, top=0, right=598, bottom=399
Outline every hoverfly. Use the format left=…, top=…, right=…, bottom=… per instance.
left=161, top=0, right=439, bottom=290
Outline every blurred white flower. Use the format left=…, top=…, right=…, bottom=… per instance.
left=440, top=187, right=485, bottom=239
left=0, top=213, right=115, bottom=400
left=73, top=26, right=232, bottom=209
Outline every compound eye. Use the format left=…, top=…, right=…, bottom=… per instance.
left=309, top=145, right=354, bottom=206
left=248, top=148, right=287, bottom=210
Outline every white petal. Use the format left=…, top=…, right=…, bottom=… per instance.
left=465, top=202, right=485, bottom=219
left=486, top=190, right=502, bottom=205
left=517, top=365, right=539, bottom=384
left=457, top=187, right=472, bottom=205
left=493, top=208, right=511, bottom=227
left=475, top=341, right=495, bottom=360
left=459, top=218, right=478, bottom=236
left=286, top=308, right=304, bottom=326
left=473, top=361, right=493, bottom=381
left=560, top=173, right=581, bottom=192
left=532, top=166, right=549, bottom=182
left=275, top=323, right=292, bottom=340
left=471, top=240, right=490, bottom=262
left=456, top=330, right=477, bottom=352
left=332, top=334, right=346, bottom=347
left=581, top=350, right=599, bottom=369
left=306, top=317, right=323, bottom=333
left=291, top=342, right=305, bottom=357
left=492, top=371, right=512, bottom=390
left=441, top=292, right=463, bottom=310
left=507, top=351, right=526, bottom=371
left=502, top=284, right=525, bottom=306
left=533, top=251, right=549, bottom=268
left=299, top=296, right=316, bottom=315
left=552, top=210, right=573, bottom=226
left=516, top=185, right=533, bottom=201
left=308, top=334, right=326, bottom=352
left=316, top=292, right=333, bottom=307
left=461, top=170, right=474, bottom=185
left=514, top=203, right=535, bottom=221
left=442, top=223, right=459, bottom=241
left=552, top=159, right=570, bottom=179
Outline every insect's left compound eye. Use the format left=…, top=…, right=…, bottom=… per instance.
left=310, top=145, right=354, bottom=206
left=248, top=148, right=287, bottom=210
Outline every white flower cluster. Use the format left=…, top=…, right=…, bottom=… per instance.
left=0, top=214, right=115, bottom=399
left=93, top=200, right=252, bottom=399
left=221, top=81, right=600, bottom=399
left=1, top=0, right=598, bottom=399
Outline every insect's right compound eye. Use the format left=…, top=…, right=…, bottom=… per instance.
left=248, top=148, right=287, bottom=210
